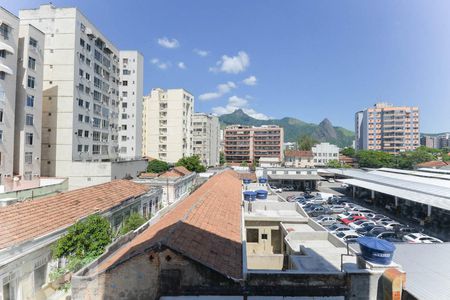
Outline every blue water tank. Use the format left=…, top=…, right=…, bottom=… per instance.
left=243, top=178, right=252, bottom=185
left=255, top=190, right=268, bottom=200
left=258, top=177, right=267, bottom=184
left=357, top=237, right=396, bottom=265
left=243, top=191, right=257, bottom=201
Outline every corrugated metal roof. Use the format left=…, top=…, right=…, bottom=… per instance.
left=378, top=168, right=450, bottom=181
left=268, top=174, right=324, bottom=180
left=369, top=170, right=450, bottom=188
left=393, top=243, right=450, bottom=300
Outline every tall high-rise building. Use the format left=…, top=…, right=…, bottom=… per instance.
left=192, top=113, right=220, bottom=167
left=355, top=102, right=420, bottom=153
left=118, top=51, right=143, bottom=159
left=142, top=88, right=194, bottom=163
left=224, top=125, right=284, bottom=164
left=0, top=7, right=19, bottom=181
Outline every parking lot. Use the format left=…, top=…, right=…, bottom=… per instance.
left=275, top=181, right=446, bottom=244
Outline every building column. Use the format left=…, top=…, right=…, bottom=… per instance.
left=394, top=196, right=398, bottom=207
left=371, top=190, right=375, bottom=199
left=427, top=205, right=432, bottom=217
left=352, top=186, right=356, bottom=199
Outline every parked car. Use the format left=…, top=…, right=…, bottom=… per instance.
left=341, top=183, right=349, bottom=188
left=337, top=211, right=365, bottom=220
left=341, top=215, right=367, bottom=225
left=326, top=205, right=346, bottom=214
left=402, top=233, right=443, bottom=244
left=315, top=215, right=338, bottom=226
left=349, top=220, right=376, bottom=230
left=366, top=228, right=389, bottom=237
left=308, top=206, right=331, bottom=217
left=282, top=185, right=294, bottom=191
left=365, top=213, right=384, bottom=220
left=380, top=221, right=402, bottom=231
left=335, top=230, right=361, bottom=243
left=342, top=202, right=357, bottom=210
left=328, top=178, right=335, bottom=183
left=396, top=226, right=421, bottom=235
left=356, top=224, right=385, bottom=235
left=329, top=224, right=352, bottom=234
left=376, top=217, right=393, bottom=224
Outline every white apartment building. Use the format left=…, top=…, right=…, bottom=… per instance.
left=0, top=8, right=19, bottom=182
left=118, top=51, right=143, bottom=159
left=312, top=142, right=339, bottom=166
left=19, top=5, right=145, bottom=189
left=192, top=113, right=220, bottom=167
left=142, top=88, right=194, bottom=163
left=14, top=22, right=45, bottom=180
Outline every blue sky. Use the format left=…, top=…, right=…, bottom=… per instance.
left=5, top=0, right=450, bottom=132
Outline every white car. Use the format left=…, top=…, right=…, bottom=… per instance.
left=341, top=183, right=349, bottom=188
left=315, top=215, right=337, bottom=226
left=380, top=221, right=402, bottom=230
left=402, top=233, right=443, bottom=244
left=328, top=178, right=335, bottom=183
left=337, top=211, right=365, bottom=220
left=335, top=230, right=361, bottom=243
left=329, top=224, right=352, bottom=235
left=349, top=220, right=376, bottom=230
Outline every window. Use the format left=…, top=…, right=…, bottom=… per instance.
left=246, top=229, right=259, bottom=243
left=25, top=152, right=33, bottom=164
left=85, top=101, right=90, bottom=109
left=122, top=102, right=127, bottom=108
left=123, top=58, right=128, bottom=64
left=122, top=81, right=128, bottom=86
left=86, top=58, right=91, bottom=66
left=78, top=114, right=83, bottom=122
left=0, top=130, right=3, bottom=142
left=0, top=49, right=5, bottom=58
left=26, top=95, right=35, bottom=107
left=0, top=23, right=10, bottom=39
left=29, top=37, right=38, bottom=48
left=26, top=114, right=34, bottom=126
left=93, top=131, right=100, bottom=141
left=261, top=233, right=268, bottom=240
left=84, top=116, right=90, bottom=123
left=80, top=38, right=85, bottom=47
left=26, top=133, right=33, bottom=145
left=121, top=114, right=127, bottom=119
left=0, top=109, right=3, bottom=122
left=34, top=263, right=47, bottom=291
left=27, top=76, right=35, bottom=88
left=84, top=130, right=89, bottom=138
left=79, top=69, right=84, bottom=77
left=78, top=98, right=84, bottom=107
left=84, top=145, right=89, bottom=152
left=122, top=91, right=128, bottom=97
left=92, top=144, right=100, bottom=155
left=77, top=144, right=82, bottom=152
left=77, top=129, right=83, bottom=136
left=85, top=72, right=90, bottom=80
left=28, top=57, right=36, bottom=70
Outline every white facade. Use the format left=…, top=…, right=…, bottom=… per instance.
left=192, top=113, right=220, bottom=167
left=14, top=23, right=45, bottom=180
left=0, top=8, right=19, bottom=182
left=312, top=142, right=339, bottom=166
left=142, top=88, right=194, bottom=163
left=118, top=51, right=143, bottom=159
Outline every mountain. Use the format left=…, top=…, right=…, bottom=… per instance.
left=219, top=109, right=354, bottom=148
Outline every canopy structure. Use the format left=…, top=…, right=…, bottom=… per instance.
left=268, top=174, right=323, bottom=181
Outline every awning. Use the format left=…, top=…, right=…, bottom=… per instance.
left=268, top=174, right=323, bottom=181
left=0, top=41, right=14, bottom=55
left=0, top=63, right=13, bottom=75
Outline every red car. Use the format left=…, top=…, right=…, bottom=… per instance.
left=341, top=216, right=367, bottom=225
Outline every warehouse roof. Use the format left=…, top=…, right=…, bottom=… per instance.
left=268, top=174, right=323, bottom=181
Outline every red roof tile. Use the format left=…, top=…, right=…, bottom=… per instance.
left=0, top=180, right=149, bottom=250
left=285, top=150, right=313, bottom=158
left=416, top=161, right=449, bottom=168
left=173, top=166, right=192, bottom=176
left=96, top=170, right=243, bottom=279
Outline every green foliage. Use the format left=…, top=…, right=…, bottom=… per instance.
left=341, top=147, right=356, bottom=157
left=147, top=159, right=170, bottom=173
left=219, top=152, right=226, bottom=165
left=240, top=161, right=248, bottom=167
left=176, top=155, right=206, bottom=173
left=326, top=159, right=346, bottom=168
left=53, top=214, right=112, bottom=260
left=356, top=150, right=396, bottom=168
left=297, top=135, right=318, bottom=151
left=119, top=213, right=146, bottom=235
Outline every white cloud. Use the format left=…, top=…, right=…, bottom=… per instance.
left=199, top=81, right=236, bottom=101
left=177, top=62, right=186, bottom=69
left=194, top=48, right=209, bottom=57
left=243, top=75, right=257, bottom=86
left=150, top=58, right=170, bottom=70
left=157, top=37, right=179, bottom=48
left=210, top=51, right=250, bottom=74
left=212, top=95, right=270, bottom=120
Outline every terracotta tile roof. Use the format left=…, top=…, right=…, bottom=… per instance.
left=285, top=150, right=313, bottom=158
left=237, top=172, right=257, bottom=182
left=159, top=170, right=182, bottom=178
left=0, top=180, right=149, bottom=250
left=96, top=170, right=243, bottom=279
left=416, top=161, right=449, bottom=168
left=339, top=155, right=355, bottom=163
left=173, top=166, right=192, bottom=176
left=139, top=172, right=159, bottom=179
left=159, top=166, right=193, bottom=178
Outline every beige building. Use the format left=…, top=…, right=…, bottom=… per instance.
left=284, top=150, right=314, bottom=168
left=355, top=102, right=420, bottom=153
left=19, top=5, right=145, bottom=189
left=224, top=125, right=284, bottom=164
left=192, top=113, right=220, bottom=167
left=118, top=51, right=143, bottom=159
left=142, top=88, right=194, bottom=163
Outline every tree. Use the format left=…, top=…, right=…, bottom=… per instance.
left=119, top=213, right=146, bottom=235
left=240, top=161, right=248, bottom=167
left=341, top=147, right=356, bottom=158
left=326, top=159, right=342, bottom=168
left=219, top=152, right=226, bottom=165
left=53, top=214, right=112, bottom=260
left=147, top=159, right=169, bottom=173
left=297, top=135, right=318, bottom=151
left=176, top=155, right=206, bottom=173
left=356, top=150, right=395, bottom=168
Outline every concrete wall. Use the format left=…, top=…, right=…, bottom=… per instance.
left=0, top=178, right=68, bottom=201
left=247, top=254, right=284, bottom=270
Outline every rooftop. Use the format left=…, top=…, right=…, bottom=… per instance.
left=0, top=177, right=66, bottom=193
left=92, top=170, right=243, bottom=279
left=0, top=180, right=149, bottom=250
left=285, top=150, right=314, bottom=158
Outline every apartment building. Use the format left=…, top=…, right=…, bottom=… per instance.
left=19, top=5, right=146, bottom=189
left=355, top=102, right=420, bottom=153
left=0, top=8, right=19, bottom=182
left=311, top=142, right=339, bottom=166
left=224, top=125, right=284, bottom=164
left=192, top=113, right=220, bottom=167
left=420, top=134, right=450, bottom=149
left=142, top=88, right=194, bottom=163
left=14, top=22, right=45, bottom=180
left=118, top=51, right=143, bottom=159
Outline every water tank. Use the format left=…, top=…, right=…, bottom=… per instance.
left=258, top=177, right=267, bottom=184
left=243, top=178, right=252, bottom=185
left=255, top=190, right=268, bottom=200
left=243, top=191, right=257, bottom=201
left=357, top=237, right=396, bottom=265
